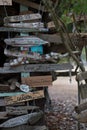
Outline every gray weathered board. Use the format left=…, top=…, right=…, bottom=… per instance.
left=1, top=125, right=48, bottom=130
left=4, top=22, right=44, bottom=29
left=22, top=75, right=52, bottom=87
left=1, top=63, right=73, bottom=73
left=0, top=0, right=12, bottom=5
left=6, top=106, right=39, bottom=112
left=4, top=13, right=41, bottom=23
left=4, top=36, right=48, bottom=46
left=79, top=84, right=87, bottom=99
left=0, top=27, right=48, bottom=32
left=0, top=99, right=25, bottom=106
left=4, top=90, right=44, bottom=105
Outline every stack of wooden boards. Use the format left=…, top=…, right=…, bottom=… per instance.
left=0, top=1, right=74, bottom=130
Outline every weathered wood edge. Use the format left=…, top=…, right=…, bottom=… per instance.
left=0, top=63, right=73, bottom=73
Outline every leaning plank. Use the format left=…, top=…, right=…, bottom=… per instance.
left=1, top=125, right=48, bottom=130
left=75, top=101, right=87, bottom=113
left=13, top=0, right=46, bottom=12
left=22, top=75, right=52, bottom=87
left=4, top=13, right=41, bottom=23
left=0, top=111, right=43, bottom=128
left=0, top=63, right=73, bottom=73
left=4, top=22, right=44, bottom=29
left=4, top=90, right=44, bottom=105
left=4, top=36, right=48, bottom=46
left=0, top=27, right=48, bottom=32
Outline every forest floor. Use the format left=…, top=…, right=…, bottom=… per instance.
left=45, top=76, right=85, bottom=130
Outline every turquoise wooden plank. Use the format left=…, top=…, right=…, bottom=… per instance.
left=0, top=92, right=25, bottom=97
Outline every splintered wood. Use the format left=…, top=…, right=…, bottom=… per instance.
left=0, top=0, right=12, bottom=5
left=22, top=75, right=52, bottom=87
left=4, top=90, right=44, bottom=105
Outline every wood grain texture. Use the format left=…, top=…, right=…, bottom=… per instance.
left=0, top=63, right=73, bottom=73
left=22, top=75, right=52, bottom=87
left=4, top=90, right=44, bottom=105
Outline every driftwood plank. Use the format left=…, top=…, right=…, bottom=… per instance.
left=1, top=125, right=48, bottom=130
left=4, top=36, right=48, bottom=46
left=4, top=22, right=44, bottom=29
left=13, top=0, right=46, bottom=12
left=4, top=90, right=44, bottom=105
left=0, top=27, right=48, bottom=33
left=0, top=111, right=43, bottom=128
left=6, top=106, right=39, bottom=112
left=0, top=0, right=12, bottom=5
left=22, top=75, right=52, bottom=87
left=4, top=13, right=41, bottom=23
left=1, top=63, right=73, bottom=73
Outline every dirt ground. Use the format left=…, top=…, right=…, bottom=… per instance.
left=45, top=76, right=81, bottom=130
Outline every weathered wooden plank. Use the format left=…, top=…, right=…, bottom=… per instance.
left=0, top=99, right=25, bottom=106
left=4, top=36, right=48, bottom=46
left=4, top=13, right=41, bottom=23
left=0, top=0, right=12, bottom=5
left=22, top=75, right=52, bottom=87
left=0, top=92, right=25, bottom=97
left=4, top=22, right=44, bottom=29
left=0, top=27, right=48, bottom=32
left=1, top=125, right=48, bottom=130
left=0, top=111, right=43, bottom=128
left=1, top=63, right=73, bottom=73
left=13, top=0, right=46, bottom=12
left=4, top=90, right=44, bottom=105
left=6, top=106, right=39, bottom=112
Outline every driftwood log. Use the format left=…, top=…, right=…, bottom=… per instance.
left=0, top=111, right=43, bottom=128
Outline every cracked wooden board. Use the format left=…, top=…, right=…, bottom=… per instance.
left=22, top=75, right=52, bottom=87
left=4, top=90, right=44, bottom=105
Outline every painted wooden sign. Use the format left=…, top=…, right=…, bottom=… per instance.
left=4, top=36, right=48, bottom=46
left=0, top=0, right=12, bottom=5
left=0, top=111, right=43, bottom=128
left=4, top=22, right=44, bottom=29
left=22, top=75, right=52, bottom=87
left=4, top=13, right=41, bottom=23
left=4, top=90, right=44, bottom=105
